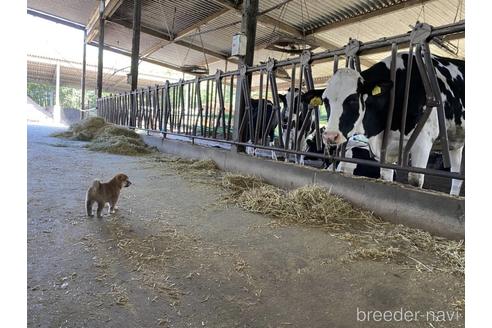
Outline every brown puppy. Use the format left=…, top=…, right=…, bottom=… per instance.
left=86, top=173, right=132, bottom=218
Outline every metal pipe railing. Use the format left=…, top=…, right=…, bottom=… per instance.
left=97, top=20, right=465, bottom=184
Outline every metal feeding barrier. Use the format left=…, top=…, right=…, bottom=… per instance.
left=97, top=20, right=465, bottom=182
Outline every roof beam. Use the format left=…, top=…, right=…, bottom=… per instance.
left=173, top=7, right=231, bottom=41
left=87, top=41, right=193, bottom=74
left=212, top=0, right=300, bottom=35
left=86, top=0, right=124, bottom=43
left=306, top=0, right=432, bottom=35
left=141, top=6, right=230, bottom=59
left=209, top=0, right=341, bottom=52
left=27, top=8, right=85, bottom=30
left=107, top=19, right=239, bottom=65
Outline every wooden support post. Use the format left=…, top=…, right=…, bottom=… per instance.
left=96, top=0, right=105, bottom=98
left=81, top=29, right=87, bottom=119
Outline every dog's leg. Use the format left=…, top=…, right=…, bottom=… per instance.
left=109, top=196, right=119, bottom=214
left=86, top=198, right=94, bottom=217
left=96, top=202, right=105, bottom=218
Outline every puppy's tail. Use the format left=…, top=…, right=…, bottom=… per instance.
left=91, top=180, right=101, bottom=191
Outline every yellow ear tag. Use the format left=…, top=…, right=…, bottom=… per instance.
left=309, top=97, right=323, bottom=107
left=371, top=85, right=382, bottom=96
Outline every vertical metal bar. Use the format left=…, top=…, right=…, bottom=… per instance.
left=227, top=75, right=234, bottom=140
left=96, top=0, right=105, bottom=98
left=221, top=75, right=227, bottom=138
left=186, top=82, right=192, bottom=134
left=54, top=63, right=61, bottom=124
left=333, top=55, right=339, bottom=74
left=204, top=80, right=210, bottom=137
left=261, top=71, right=270, bottom=145
left=423, top=42, right=451, bottom=168
left=81, top=29, right=87, bottom=119
left=303, top=64, right=321, bottom=151
left=269, top=70, right=284, bottom=148
left=210, top=79, right=219, bottom=139
left=380, top=43, right=398, bottom=164
left=294, top=65, right=303, bottom=151
left=398, top=45, right=414, bottom=166
left=255, top=70, right=264, bottom=144
left=284, top=64, right=296, bottom=150
left=194, top=79, right=203, bottom=135
left=163, top=81, right=170, bottom=132
left=214, top=73, right=226, bottom=139
left=402, top=106, right=434, bottom=165
left=130, top=0, right=141, bottom=92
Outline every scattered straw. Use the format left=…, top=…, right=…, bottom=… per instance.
left=153, top=156, right=219, bottom=181
left=219, top=173, right=464, bottom=276
left=152, top=151, right=465, bottom=277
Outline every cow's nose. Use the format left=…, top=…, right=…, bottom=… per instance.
left=323, top=131, right=343, bottom=145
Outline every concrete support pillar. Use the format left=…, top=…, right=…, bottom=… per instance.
left=81, top=29, right=87, bottom=119
left=96, top=0, right=105, bottom=98
left=232, top=0, right=258, bottom=151
left=54, top=63, right=61, bottom=123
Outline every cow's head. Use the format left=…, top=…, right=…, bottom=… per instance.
left=303, top=68, right=393, bottom=145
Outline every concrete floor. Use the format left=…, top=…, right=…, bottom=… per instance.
left=27, top=123, right=464, bottom=327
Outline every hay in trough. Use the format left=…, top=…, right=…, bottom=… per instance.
left=51, top=117, right=155, bottom=155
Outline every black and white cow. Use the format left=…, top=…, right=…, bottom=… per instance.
left=303, top=53, right=465, bottom=195
left=245, top=98, right=280, bottom=160
left=280, top=87, right=325, bottom=164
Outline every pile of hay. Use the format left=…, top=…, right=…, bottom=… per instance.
left=52, top=117, right=107, bottom=141
left=52, top=117, right=154, bottom=155
left=220, top=173, right=465, bottom=275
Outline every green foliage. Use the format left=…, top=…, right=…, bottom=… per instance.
left=27, top=82, right=108, bottom=109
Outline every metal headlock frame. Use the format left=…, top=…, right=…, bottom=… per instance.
left=96, top=20, right=464, bottom=181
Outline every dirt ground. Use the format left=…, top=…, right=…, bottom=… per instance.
left=27, top=123, right=464, bottom=328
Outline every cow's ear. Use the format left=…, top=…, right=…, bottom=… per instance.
left=278, top=94, right=287, bottom=106
left=301, top=89, right=324, bottom=107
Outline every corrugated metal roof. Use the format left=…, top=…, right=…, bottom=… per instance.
left=104, top=20, right=164, bottom=52
left=27, top=55, right=174, bottom=93
left=28, top=0, right=465, bottom=80
left=114, top=0, right=226, bottom=36
left=316, top=0, right=464, bottom=58
left=259, top=0, right=404, bottom=31
left=27, top=0, right=97, bottom=25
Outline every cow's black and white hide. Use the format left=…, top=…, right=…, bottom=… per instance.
left=244, top=98, right=280, bottom=160
left=280, top=87, right=325, bottom=165
left=303, top=53, right=465, bottom=195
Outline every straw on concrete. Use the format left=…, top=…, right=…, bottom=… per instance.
left=219, top=173, right=464, bottom=276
